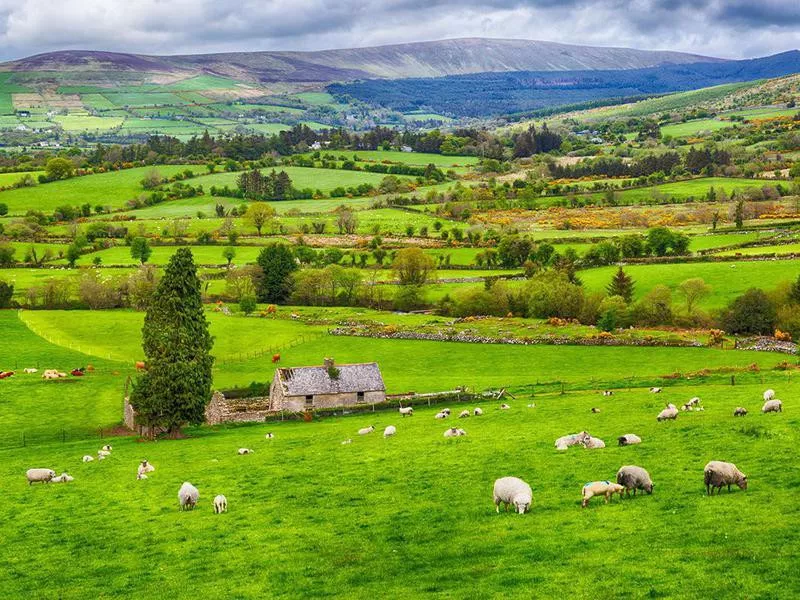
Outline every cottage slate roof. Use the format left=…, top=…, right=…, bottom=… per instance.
left=276, top=362, right=385, bottom=396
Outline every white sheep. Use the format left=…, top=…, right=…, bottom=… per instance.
left=458, top=410, right=470, bottom=418
left=526, top=403, right=536, bottom=408
left=733, top=407, right=748, bottom=417
left=493, top=477, right=532, bottom=514
left=23, top=368, right=38, bottom=374
left=51, top=472, right=74, bottom=483
left=649, top=387, right=662, bottom=394
left=383, top=425, right=397, bottom=438
left=341, top=439, right=352, bottom=445
left=590, top=407, right=601, bottom=413
left=358, top=425, right=375, bottom=435
left=581, top=481, right=625, bottom=508
left=763, top=389, right=775, bottom=402
left=473, top=407, right=483, bottom=416
left=681, top=397, right=701, bottom=411
left=178, top=482, right=199, bottom=511
left=82, top=455, right=94, bottom=463
left=762, top=399, right=783, bottom=413
left=238, top=448, right=253, bottom=455
left=441, top=408, right=451, bottom=416
left=704, top=461, right=747, bottom=495
left=434, top=411, right=448, bottom=419
left=602, top=390, right=613, bottom=396
left=499, top=403, right=510, bottom=410
left=443, top=427, right=466, bottom=438
left=617, top=434, right=642, bottom=446
left=657, top=406, right=678, bottom=421
left=101, top=445, right=112, bottom=452
left=584, top=436, right=605, bottom=449
left=399, top=406, right=414, bottom=417
left=98, top=450, right=111, bottom=458
left=137, top=473, right=148, bottom=480
left=265, top=432, right=274, bottom=439
left=26, top=468, right=56, bottom=485
left=137, top=460, right=155, bottom=478
left=555, top=431, right=590, bottom=451
left=213, top=494, right=228, bottom=514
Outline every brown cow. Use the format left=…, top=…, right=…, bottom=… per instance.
left=272, top=354, right=281, bottom=364
left=135, top=361, right=146, bottom=371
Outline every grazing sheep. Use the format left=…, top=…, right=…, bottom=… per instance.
left=265, top=433, right=275, bottom=439
left=591, top=407, right=601, bottom=413
left=555, top=431, right=591, bottom=451
left=238, top=448, right=253, bottom=455
left=499, top=403, right=511, bottom=410
left=763, top=389, right=775, bottom=402
left=178, top=482, right=199, bottom=511
left=213, top=495, right=228, bottom=514
left=341, top=439, right=352, bottom=445
left=617, top=434, right=642, bottom=446
left=681, top=397, right=701, bottom=411
left=443, top=427, right=466, bottom=438
left=459, top=410, right=470, bottom=418
left=101, top=445, right=112, bottom=452
left=26, top=468, right=56, bottom=485
left=657, top=406, right=678, bottom=421
left=399, top=406, right=414, bottom=417
left=434, top=411, right=448, bottom=419
left=493, top=477, right=532, bottom=514
left=584, top=436, right=606, bottom=449
left=383, top=425, right=397, bottom=438
left=762, top=399, right=783, bottom=414
left=51, top=472, right=74, bottom=483
left=649, top=387, right=662, bottom=394
left=616, top=465, right=653, bottom=496
left=602, top=390, right=614, bottom=396
left=23, top=368, right=38, bottom=374
left=733, top=407, right=748, bottom=417
left=82, top=455, right=94, bottom=462
left=358, top=425, right=375, bottom=435
left=581, top=481, right=625, bottom=508
left=473, top=407, right=483, bottom=416
left=704, top=461, right=747, bottom=495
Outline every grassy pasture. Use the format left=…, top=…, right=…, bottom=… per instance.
left=0, top=170, right=43, bottom=187
left=0, top=165, right=204, bottom=214
left=0, top=349, right=797, bottom=597
left=52, top=115, right=124, bottom=131
left=660, top=119, right=734, bottom=138
left=580, top=259, right=800, bottom=309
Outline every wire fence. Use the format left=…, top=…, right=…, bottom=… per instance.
left=216, top=332, right=327, bottom=365
left=0, top=427, right=116, bottom=451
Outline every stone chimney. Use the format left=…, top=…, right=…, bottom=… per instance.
left=324, top=357, right=335, bottom=369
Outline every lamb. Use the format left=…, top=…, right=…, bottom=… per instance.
left=590, top=407, right=601, bottom=413
left=583, top=436, right=605, bottom=449
left=499, top=403, right=511, bottom=410
left=238, top=448, right=253, bottom=455
left=213, top=494, right=228, bottom=514
left=51, top=473, right=74, bottom=483
left=82, top=455, right=94, bottom=462
left=526, top=403, right=536, bottom=408
left=26, top=468, right=56, bottom=485
left=763, top=389, right=775, bottom=402
left=616, top=465, right=653, bottom=496
left=492, top=477, right=532, bottom=514
left=383, top=425, right=396, bottom=438
left=137, top=460, right=155, bottom=478
left=733, top=407, right=748, bottom=417
left=265, top=433, right=274, bottom=439
left=649, top=387, right=662, bottom=393
left=681, top=397, right=701, bottom=411
left=97, top=450, right=111, bottom=458
left=441, top=408, right=451, bottom=416
left=762, top=399, right=783, bottom=413
left=399, top=406, right=413, bottom=417
left=341, top=439, right=352, bottom=445
left=602, top=390, right=614, bottom=396
left=23, top=368, right=38, bottom=374
left=555, top=431, right=590, bottom=451
left=617, top=434, right=642, bottom=446
left=434, top=411, right=448, bottom=419
left=459, top=410, right=470, bottom=418
left=581, top=481, right=625, bottom=508
left=473, top=407, right=483, bottom=416
left=657, top=406, right=678, bottom=421
left=101, top=445, right=112, bottom=452
left=358, top=425, right=375, bottom=435
left=704, top=461, right=747, bottom=495
left=178, top=482, right=199, bottom=510
left=42, top=370, right=67, bottom=380
left=443, top=427, right=466, bottom=438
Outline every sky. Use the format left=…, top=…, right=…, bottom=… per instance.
left=0, top=0, right=797, bottom=61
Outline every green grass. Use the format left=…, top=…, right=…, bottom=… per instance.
left=688, top=232, right=765, bottom=251
left=294, top=92, right=337, bottom=106
left=714, top=242, right=800, bottom=257
left=581, top=259, right=800, bottom=309
left=0, top=165, right=205, bottom=214
left=0, top=170, right=43, bottom=187
left=660, top=119, right=734, bottom=138
left=52, top=115, right=124, bottom=131
left=347, top=151, right=479, bottom=168
left=161, top=75, right=242, bottom=92
left=103, top=92, right=194, bottom=108
left=723, top=106, right=800, bottom=120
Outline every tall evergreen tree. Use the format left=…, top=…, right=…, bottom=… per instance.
left=130, top=248, right=214, bottom=436
left=256, top=243, right=298, bottom=303
left=607, top=267, right=635, bottom=303
left=789, top=274, right=800, bottom=305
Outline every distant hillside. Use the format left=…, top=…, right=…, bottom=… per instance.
left=330, top=51, right=800, bottom=118
left=0, top=38, right=721, bottom=83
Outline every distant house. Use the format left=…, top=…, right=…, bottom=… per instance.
left=310, top=141, right=322, bottom=150
left=16, top=110, right=30, bottom=118
left=269, top=358, right=386, bottom=412
left=400, top=145, right=413, bottom=152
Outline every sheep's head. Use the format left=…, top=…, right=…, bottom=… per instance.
left=737, top=475, right=748, bottom=490
left=515, top=500, right=530, bottom=514
left=644, top=482, right=654, bottom=494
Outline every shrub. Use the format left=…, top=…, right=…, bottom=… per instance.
left=239, top=295, right=257, bottom=315
left=721, top=288, right=776, bottom=335
left=0, top=280, right=13, bottom=308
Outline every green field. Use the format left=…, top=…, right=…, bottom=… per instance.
left=660, top=119, right=734, bottom=138
left=53, top=115, right=125, bottom=131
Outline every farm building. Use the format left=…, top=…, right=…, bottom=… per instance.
left=269, top=358, right=386, bottom=412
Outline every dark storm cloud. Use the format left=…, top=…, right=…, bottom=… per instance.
left=0, top=0, right=796, bottom=61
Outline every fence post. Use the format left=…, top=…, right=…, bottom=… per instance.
left=731, top=375, right=735, bottom=386
left=560, top=382, right=565, bottom=395
left=22, top=432, right=25, bottom=447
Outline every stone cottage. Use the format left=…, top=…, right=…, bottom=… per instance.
left=269, top=358, right=386, bottom=412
